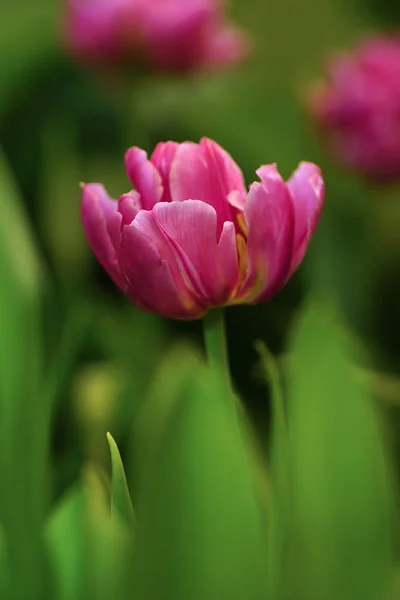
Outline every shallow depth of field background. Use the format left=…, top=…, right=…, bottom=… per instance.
left=1, top=0, right=400, bottom=528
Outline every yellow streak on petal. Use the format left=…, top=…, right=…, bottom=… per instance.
left=236, top=233, right=248, bottom=285
left=180, top=291, right=203, bottom=316
left=227, top=233, right=249, bottom=304
left=236, top=264, right=268, bottom=304
left=230, top=249, right=269, bottom=306
left=166, top=252, right=205, bottom=317
left=236, top=213, right=248, bottom=238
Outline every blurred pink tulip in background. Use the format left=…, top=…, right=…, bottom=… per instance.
left=64, top=0, right=250, bottom=72
left=309, top=34, right=400, bottom=182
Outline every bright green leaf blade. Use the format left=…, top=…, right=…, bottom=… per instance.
left=134, top=359, right=268, bottom=600
left=107, top=432, right=136, bottom=528
left=286, top=299, right=397, bottom=600
left=47, top=467, right=131, bottom=600
left=82, top=465, right=132, bottom=600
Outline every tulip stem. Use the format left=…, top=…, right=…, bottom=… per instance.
left=203, top=308, right=231, bottom=389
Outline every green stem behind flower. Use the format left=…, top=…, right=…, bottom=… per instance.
left=202, top=308, right=231, bottom=391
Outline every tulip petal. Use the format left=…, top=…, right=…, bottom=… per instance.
left=287, top=162, right=324, bottom=274
left=227, top=189, right=246, bottom=211
left=153, top=200, right=239, bottom=305
left=129, top=210, right=198, bottom=300
left=169, top=139, right=245, bottom=234
left=150, top=141, right=180, bottom=203
left=124, top=147, right=163, bottom=209
left=239, top=165, right=294, bottom=302
left=200, top=137, right=247, bottom=196
left=81, top=183, right=125, bottom=289
left=106, top=210, right=123, bottom=254
left=120, top=213, right=204, bottom=319
left=118, top=190, right=142, bottom=225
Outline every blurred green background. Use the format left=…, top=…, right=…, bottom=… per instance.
left=2, top=1, right=400, bottom=599
left=1, top=0, right=400, bottom=508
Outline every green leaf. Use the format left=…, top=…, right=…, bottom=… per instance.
left=134, top=358, right=268, bottom=600
left=107, top=432, right=136, bottom=528
left=255, top=341, right=288, bottom=492
left=96, top=305, right=168, bottom=440
left=44, top=303, right=90, bottom=414
left=285, top=299, right=397, bottom=600
left=0, top=525, right=7, bottom=596
left=82, top=465, right=132, bottom=600
left=0, top=148, right=43, bottom=302
left=0, top=151, right=48, bottom=600
left=47, top=467, right=131, bottom=600
left=46, top=486, right=86, bottom=600
left=255, top=341, right=289, bottom=600
left=132, top=342, right=204, bottom=486
left=39, top=117, right=90, bottom=283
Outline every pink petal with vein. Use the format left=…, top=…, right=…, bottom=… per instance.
left=240, top=165, right=294, bottom=302
left=124, top=147, right=163, bottom=209
left=81, top=183, right=124, bottom=289
left=153, top=200, right=239, bottom=305
left=150, top=141, right=180, bottom=203
left=287, top=162, right=325, bottom=275
left=120, top=213, right=204, bottom=318
left=169, top=138, right=245, bottom=234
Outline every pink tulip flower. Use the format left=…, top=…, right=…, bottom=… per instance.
left=309, top=34, right=400, bottom=182
left=81, top=139, right=324, bottom=319
left=64, top=0, right=249, bottom=72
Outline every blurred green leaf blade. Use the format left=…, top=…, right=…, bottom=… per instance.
left=256, top=341, right=289, bottom=600
left=47, top=466, right=132, bottom=600
left=285, top=299, right=397, bottom=600
left=134, top=354, right=268, bottom=600
left=0, top=148, right=43, bottom=301
left=0, top=150, right=49, bottom=600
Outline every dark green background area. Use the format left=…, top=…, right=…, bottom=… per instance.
left=1, top=0, right=400, bottom=495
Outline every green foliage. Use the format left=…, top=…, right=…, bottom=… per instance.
left=0, top=152, right=47, bottom=600
left=47, top=467, right=131, bottom=600
left=255, top=342, right=288, bottom=600
left=133, top=356, right=268, bottom=600
left=107, top=432, right=136, bottom=529
left=0, top=149, right=43, bottom=301
left=284, top=300, right=398, bottom=600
